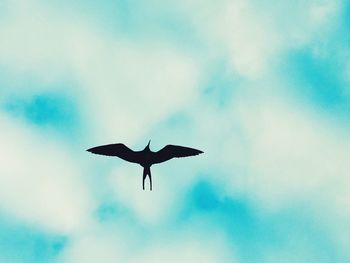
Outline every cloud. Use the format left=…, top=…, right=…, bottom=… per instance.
left=155, top=0, right=342, bottom=78
left=0, top=0, right=200, bottom=144
left=131, top=236, right=234, bottom=263
left=60, top=231, right=126, bottom=263
left=232, top=96, right=350, bottom=210
left=190, top=88, right=350, bottom=212
left=1, top=0, right=350, bottom=262
left=0, top=113, right=93, bottom=233
left=176, top=85, right=350, bottom=259
left=60, top=219, right=234, bottom=263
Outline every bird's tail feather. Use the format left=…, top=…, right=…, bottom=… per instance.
left=142, top=167, right=152, bottom=191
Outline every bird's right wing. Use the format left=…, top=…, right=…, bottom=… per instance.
left=87, top=143, right=140, bottom=164
left=152, top=145, right=203, bottom=164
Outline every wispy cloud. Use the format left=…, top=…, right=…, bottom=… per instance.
left=1, top=0, right=350, bottom=262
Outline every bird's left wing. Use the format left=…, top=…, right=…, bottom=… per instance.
left=87, top=143, right=140, bottom=164
left=152, top=145, right=203, bottom=164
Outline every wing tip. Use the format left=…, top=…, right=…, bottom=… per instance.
left=86, top=148, right=95, bottom=153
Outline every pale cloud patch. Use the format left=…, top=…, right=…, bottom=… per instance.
left=158, top=0, right=342, bottom=78
left=61, top=222, right=235, bottom=263
left=198, top=93, right=350, bottom=259
left=76, top=40, right=198, bottom=142
left=108, top=163, right=192, bottom=225
left=0, top=0, right=201, bottom=236
left=0, top=0, right=200, bottom=142
left=131, top=235, right=234, bottom=263
left=1, top=0, right=349, bottom=259
left=61, top=232, right=127, bottom=263
left=233, top=97, right=350, bottom=211
left=0, top=113, right=93, bottom=233
left=308, top=1, right=339, bottom=27
left=206, top=0, right=281, bottom=78
left=189, top=92, right=350, bottom=255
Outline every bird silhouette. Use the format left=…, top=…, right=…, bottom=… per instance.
left=87, top=140, right=203, bottom=190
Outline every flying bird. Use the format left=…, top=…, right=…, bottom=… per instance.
left=87, top=140, right=203, bottom=191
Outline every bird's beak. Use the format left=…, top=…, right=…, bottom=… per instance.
left=148, top=140, right=151, bottom=147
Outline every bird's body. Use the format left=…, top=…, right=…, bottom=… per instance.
left=87, top=141, right=203, bottom=190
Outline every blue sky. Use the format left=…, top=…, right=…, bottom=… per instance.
left=1, top=0, right=350, bottom=262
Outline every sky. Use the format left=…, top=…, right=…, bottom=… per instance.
left=0, top=0, right=350, bottom=262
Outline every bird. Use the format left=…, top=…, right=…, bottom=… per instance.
left=86, top=140, right=203, bottom=191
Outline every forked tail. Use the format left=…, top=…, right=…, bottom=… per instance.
left=142, top=167, right=152, bottom=191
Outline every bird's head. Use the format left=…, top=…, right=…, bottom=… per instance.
left=144, top=140, right=151, bottom=150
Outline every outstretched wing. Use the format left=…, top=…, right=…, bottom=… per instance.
left=152, top=145, right=203, bottom=164
left=87, top=143, right=140, bottom=164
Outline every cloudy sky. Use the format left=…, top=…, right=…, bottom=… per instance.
left=1, top=0, right=350, bottom=262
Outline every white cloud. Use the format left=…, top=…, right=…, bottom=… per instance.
left=107, top=161, right=199, bottom=225
left=1, top=0, right=349, bottom=260
left=0, top=0, right=199, bottom=143
left=188, top=93, right=350, bottom=257
left=131, top=235, right=234, bottom=263
left=61, top=231, right=127, bottom=263
left=61, top=222, right=235, bottom=263
left=0, top=113, right=93, bottom=233
left=0, top=0, right=201, bottom=234
left=76, top=41, right=198, bottom=142
left=154, top=0, right=341, bottom=78
left=185, top=92, right=350, bottom=257
left=231, top=97, right=350, bottom=212
left=0, top=0, right=203, bottom=248
left=204, top=0, right=282, bottom=78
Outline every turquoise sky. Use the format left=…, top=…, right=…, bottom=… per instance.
left=1, top=0, right=350, bottom=262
